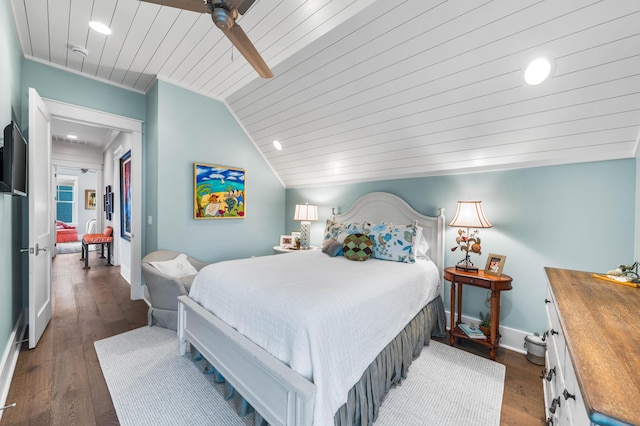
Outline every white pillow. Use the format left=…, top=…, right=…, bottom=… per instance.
left=415, top=226, right=430, bottom=260
left=149, top=253, right=198, bottom=278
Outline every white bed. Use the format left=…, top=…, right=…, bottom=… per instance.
left=178, top=192, right=445, bottom=425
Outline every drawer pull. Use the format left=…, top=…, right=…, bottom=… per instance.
left=546, top=417, right=555, bottom=426
left=563, top=389, right=575, bottom=401
left=539, top=367, right=547, bottom=380
left=544, top=298, right=551, bottom=304
left=549, top=396, right=561, bottom=414
left=550, top=329, right=559, bottom=336
left=546, top=366, right=556, bottom=381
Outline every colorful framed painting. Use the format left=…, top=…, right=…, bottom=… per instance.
left=120, top=151, right=132, bottom=240
left=194, top=163, right=245, bottom=219
left=85, top=189, right=96, bottom=210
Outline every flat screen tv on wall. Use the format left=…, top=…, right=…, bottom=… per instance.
left=0, top=121, right=28, bottom=196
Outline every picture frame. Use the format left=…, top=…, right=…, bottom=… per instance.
left=194, top=163, right=246, bottom=219
left=485, top=253, right=507, bottom=277
left=104, top=185, right=113, bottom=221
left=120, top=150, right=132, bottom=241
left=85, top=189, right=96, bottom=210
left=280, top=235, right=293, bottom=248
left=291, top=231, right=301, bottom=242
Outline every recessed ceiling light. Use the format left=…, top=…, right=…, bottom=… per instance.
left=273, top=140, right=282, bottom=151
left=524, top=58, right=552, bottom=85
left=89, top=21, right=112, bottom=35
left=66, top=134, right=78, bottom=139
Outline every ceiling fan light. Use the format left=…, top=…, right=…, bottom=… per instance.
left=273, top=140, right=282, bottom=151
left=524, top=58, right=552, bottom=85
left=89, top=21, right=112, bottom=35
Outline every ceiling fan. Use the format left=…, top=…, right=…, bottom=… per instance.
left=139, top=0, right=273, bottom=78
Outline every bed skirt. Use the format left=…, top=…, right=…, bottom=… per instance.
left=195, top=295, right=446, bottom=426
left=333, top=295, right=446, bottom=425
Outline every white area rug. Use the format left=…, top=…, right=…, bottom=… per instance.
left=55, top=241, right=96, bottom=254
left=95, top=327, right=505, bottom=426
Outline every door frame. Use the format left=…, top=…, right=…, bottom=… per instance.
left=44, top=99, right=144, bottom=300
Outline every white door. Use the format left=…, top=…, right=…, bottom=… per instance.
left=28, top=88, right=53, bottom=349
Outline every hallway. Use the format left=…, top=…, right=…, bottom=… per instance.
left=1, top=252, right=148, bottom=425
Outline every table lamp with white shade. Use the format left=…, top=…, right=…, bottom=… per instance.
left=294, top=203, right=318, bottom=249
left=449, top=200, right=492, bottom=272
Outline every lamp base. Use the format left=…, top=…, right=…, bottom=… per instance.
left=455, top=255, right=478, bottom=272
left=455, top=264, right=479, bottom=272
left=299, top=221, right=311, bottom=250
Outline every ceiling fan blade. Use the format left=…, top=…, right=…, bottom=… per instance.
left=220, top=24, right=273, bottom=78
left=226, top=0, right=256, bottom=15
left=137, top=0, right=208, bottom=14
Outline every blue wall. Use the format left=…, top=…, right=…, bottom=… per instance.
left=286, top=159, right=635, bottom=333
left=0, top=0, right=25, bottom=374
left=1, top=0, right=638, bottom=359
left=20, top=60, right=146, bottom=123
left=145, top=80, right=285, bottom=262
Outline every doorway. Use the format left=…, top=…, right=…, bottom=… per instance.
left=44, top=98, right=144, bottom=300
left=53, top=167, right=98, bottom=255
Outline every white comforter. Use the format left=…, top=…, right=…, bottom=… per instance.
left=189, top=249, right=441, bottom=426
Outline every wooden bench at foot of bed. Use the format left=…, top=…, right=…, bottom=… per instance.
left=80, top=226, right=114, bottom=269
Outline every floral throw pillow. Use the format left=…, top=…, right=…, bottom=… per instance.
left=368, top=221, right=418, bottom=263
left=322, top=219, right=370, bottom=245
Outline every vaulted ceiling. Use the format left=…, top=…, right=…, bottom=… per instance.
left=10, top=0, right=640, bottom=187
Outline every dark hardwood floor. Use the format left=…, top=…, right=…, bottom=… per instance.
left=1, top=252, right=148, bottom=425
left=2, top=252, right=545, bottom=425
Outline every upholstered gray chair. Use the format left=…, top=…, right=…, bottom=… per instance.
left=141, top=250, right=209, bottom=330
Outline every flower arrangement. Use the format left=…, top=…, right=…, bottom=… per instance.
left=451, top=228, right=482, bottom=256
left=450, top=228, right=483, bottom=270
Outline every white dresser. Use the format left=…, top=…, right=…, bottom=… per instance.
left=544, top=268, right=640, bottom=426
left=543, top=278, right=590, bottom=425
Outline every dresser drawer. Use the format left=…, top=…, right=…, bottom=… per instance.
left=545, top=287, right=566, bottom=367
left=563, top=354, right=590, bottom=426
left=544, top=281, right=583, bottom=425
left=453, top=274, right=482, bottom=285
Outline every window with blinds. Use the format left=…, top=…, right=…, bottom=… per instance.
left=55, top=176, right=78, bottom=224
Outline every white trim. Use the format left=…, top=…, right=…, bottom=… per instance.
left=0, top=310, right=27, bottom=421
left=42, top=99, right=144, bottom=301
left=24, top=55, right=146, bottom=95
left=43, top=98, right=142, bottom=133
left=445, top=310, right=528, bottom=355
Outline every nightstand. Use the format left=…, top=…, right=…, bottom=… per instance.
left=444, top=266, right=513, bottom=360
left=273, top=245, right=318, bottom=254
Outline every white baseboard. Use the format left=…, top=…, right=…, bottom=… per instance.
left=444, top=310, right=528, bottom=355
left=120, top=264, right=131, bottom=284
left=0, top=310, right=26, bottom=421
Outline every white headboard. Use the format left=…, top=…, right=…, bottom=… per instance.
left=333, top=192, right=445, bottom=288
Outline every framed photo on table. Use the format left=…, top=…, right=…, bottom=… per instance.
left=280, top=235, right=293, bottom=248
left=485, top=254, right=506, bottom=277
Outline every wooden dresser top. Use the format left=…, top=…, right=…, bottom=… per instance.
left=545, top=267, right=640, bottom=425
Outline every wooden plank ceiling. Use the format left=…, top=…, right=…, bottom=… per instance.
left=10, top=0, right=640, bottom=187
